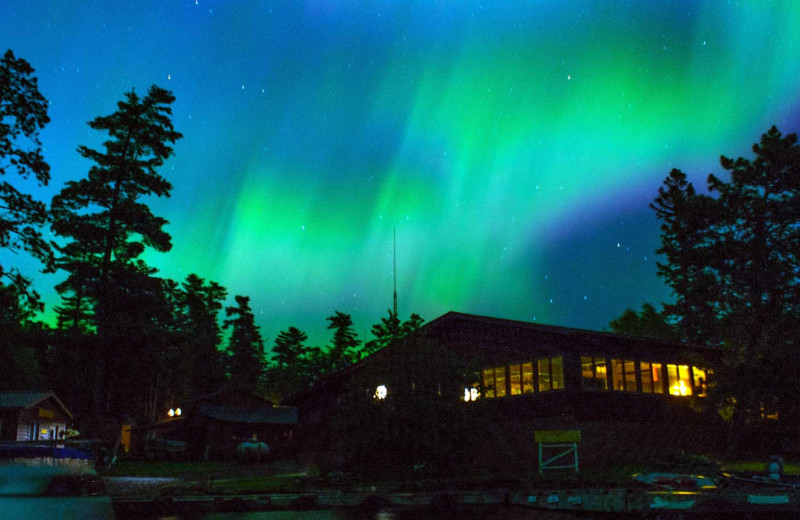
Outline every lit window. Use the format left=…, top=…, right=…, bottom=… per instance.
left=538, top=356, right=564, bottom=392
left=692, top=367, right=708, bottom=397
left=374, top=385, right=387, bottom=400
left=482, top=367, right=506, bottom=398
left=611, top=359, right=636, bottom=391
left=508, top=363, right=535, bottom=395
left=494, top=367, right=507, bottom=397
left=581, top=356, right=608, bottom=390
left=667, top=364, right=692, bottom=396
left=640, top=362, right=664, bottom=394
left=509, top=364, right=521, bottom=395
left=522, top=363, right=534, bottom=394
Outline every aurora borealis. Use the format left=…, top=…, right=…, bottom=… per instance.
left=2, top=1, right=799, bottom=345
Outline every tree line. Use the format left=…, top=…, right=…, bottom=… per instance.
left=0, top=49, right=421, bottom=435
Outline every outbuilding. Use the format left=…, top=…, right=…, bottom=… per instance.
left=0, top=392, right=73, bottom=442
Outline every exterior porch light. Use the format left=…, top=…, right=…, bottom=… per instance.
left=463, top=388, right=480, bottom=401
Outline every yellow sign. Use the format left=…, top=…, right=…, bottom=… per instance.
left=38, top=408, right=54, bottom=419
left=534, top=430, right=580, bottom=443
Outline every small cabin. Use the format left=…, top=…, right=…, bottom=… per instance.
left=0, top=392, right=73, bottom=442
left=131, top=389, right=298, bottom=460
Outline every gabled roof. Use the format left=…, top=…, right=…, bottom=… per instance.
left=0, top=392, right=73, bottom=421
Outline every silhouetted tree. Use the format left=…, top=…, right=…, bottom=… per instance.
left=0, top=282, right=45, bottom=390
left=652, top=126, right=800, bottom=449
left=609, top=303, right=679, bottom=341
left=179, top=274, right=227, bottom=396
left=363, top=309, right=424, bottom=356
left=50, top=85, right=181, bottom=426
left=326, top=311, right=360, bottom=370
left=224, top=295, right=266, bottom=389
left=272, top=326, right=312, bottom=368
left=0, top=49, right=52, bottom=308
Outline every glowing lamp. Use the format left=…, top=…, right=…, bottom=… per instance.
left=463, top=388, right=480, bottom=401
left=168, top=409, right=175, bottom=417
left=374, top=385, right=387, bottom=400
left=670, top=380, right=690, bottom=396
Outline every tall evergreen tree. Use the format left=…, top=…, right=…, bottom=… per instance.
left=0, top=49, right=52, bottom=308
left=272, top=326, right=311, bottom=368
left=223, top=295, right=266, bottom=389
left=180, top=274, right=227, bottom=397
left=50, top=85, right=181, bottom=424
left=326, top=311, right=360, bottom=370
left=652, top=126, right=800, bottom=448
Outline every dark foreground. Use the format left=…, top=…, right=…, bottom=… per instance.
left=112, top=486, right=800, bottom=520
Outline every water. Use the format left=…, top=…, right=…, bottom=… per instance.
left=201, top=506, right=559, bottom=519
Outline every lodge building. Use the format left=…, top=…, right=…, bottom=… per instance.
left=288, top=311, right=724, bottom=470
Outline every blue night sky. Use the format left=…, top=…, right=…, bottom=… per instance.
left=2, top=1, right=799, bottom=346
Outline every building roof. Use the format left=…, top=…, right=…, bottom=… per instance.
left=423, top=311, right=717, bottom=365
left=284, top=311, right=718, bottom=405
left=0, top=392, right=73, bottom=421
left=198, top=405, right=298, bottom=425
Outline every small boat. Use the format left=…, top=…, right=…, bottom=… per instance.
left=632, top=472, right=717, bottom=490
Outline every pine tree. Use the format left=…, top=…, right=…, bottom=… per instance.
left=363, top=309, right=424, bottom=356
left=50, top=85, right=181, bottom=423
left=180, top=274, right=227, bottom=396
left=652, top=126, right=800, bottom=449
left=272, top=326, right=311, bottom=368
left=0, top=49, right=52, bottom=308
left=223, top=295, right=266, bottom=389
left=326, top=311, right=360, bottom=370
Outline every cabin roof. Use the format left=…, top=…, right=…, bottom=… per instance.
left=0, top=392, right=73, bottom=421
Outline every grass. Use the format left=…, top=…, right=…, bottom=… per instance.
left=101, top=455, right=800, bottom=496
left=207, top=475, right=302, bottom=494
left=720, top=461, right=800, bottom=475
left=102, top=460, right=230, bottom=478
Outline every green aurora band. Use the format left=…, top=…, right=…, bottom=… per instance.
left=1, top=1, right=799, bottom=344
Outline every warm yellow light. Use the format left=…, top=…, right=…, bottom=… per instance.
left=463, top=388, right=480, bottom=401
left=670, top=380, right=690, bottom=396
left=168, top=409, right=175, bottom=417
left=374, top=385, right=387, bottom=400
left=175, top=408, right=182, bottom=416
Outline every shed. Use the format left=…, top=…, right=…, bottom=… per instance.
left=0, top=392, right=73, bottom=442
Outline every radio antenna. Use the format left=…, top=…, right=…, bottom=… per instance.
left=393, top=226, right=398, bottom=317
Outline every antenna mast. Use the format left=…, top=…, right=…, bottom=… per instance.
left=393, top=226, right=398, bottom=317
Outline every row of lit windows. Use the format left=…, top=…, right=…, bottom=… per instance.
left=581, top=357, right=709, bottom=396
left=482, top=357, right=563, bottom=398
